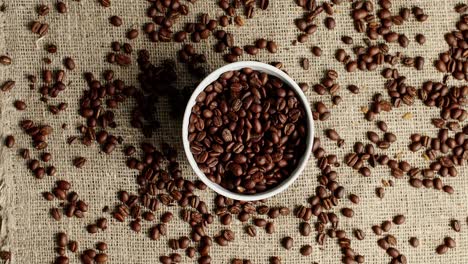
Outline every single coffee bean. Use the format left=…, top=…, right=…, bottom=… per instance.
left=109, top=16, right=122, bottom=26
left=0, top=55, right=11, bottom=65
left=68, top=240, right=78, bottom=252
left=300, top=245, right=312, bottom=256
left=415, top=34, right=426, bottom=45
left=64, top=57, right=75, bottom=70
left=300, top=222, right=311, bottom=236
left=311, top=46, right=322, bottom=56
left=451, top=220, right=461, bottom=232
left=324, top=17, right=336, bottom=29
left=409, top=237, right=419, bottom=247
left=127, top=29, right=139, bottom=40
left=56, top=2, right=67, bottom=13
left=342, top=208, right=354, bottom=218
left=444, top=237, right=456, bottom=248
left=1, top=80, right=15, bottom=92
left=282, top=236, right=293, bottom=249
left=73, top=157, right=86, bottom=168
left=266, top=41, right=277, bottom=53
left=4, top=135, right=14, bottom=148
left=436, top=244, right=448, bottom=254
left=354, top=229, right=365, bottom=240
left=381, top=220, right=392, bottom=232
left=37, top=4, right=50, bottom=16
left=393, top=215, right=405, bottom=225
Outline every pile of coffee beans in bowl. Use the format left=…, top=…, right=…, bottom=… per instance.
left=187, top=68, right=308, bottom=194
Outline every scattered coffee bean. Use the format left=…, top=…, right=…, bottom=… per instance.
left=393, top=215, right=405, bottom=225
left=409, top=237, right=419, bottom=248
left=4, top=135, right=14, bottom=148
left=300, top=245, right=312, bottom=256
left=109, top=16, right=122, bottom=26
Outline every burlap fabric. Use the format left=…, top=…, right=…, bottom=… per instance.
left=0, top=0, right=467, bottom=263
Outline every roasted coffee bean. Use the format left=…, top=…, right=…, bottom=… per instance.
left=282, top=236, right=293, bottom=249
left=37, top=4, right=49, bottom=16
left=4, top=135, right=14, bottom=148
left=300, top=245, right=312, bottom=256
left=324, top=17, right=336, bottom=29
left=73, top=157, right=86, bottom=168
left=436, top=244, right=448, bottom=255
left=311, top=46, right=322, bottom=56
left=341, top=208, right=354, bottom=218
left=127, top=29, right=139, bottom=40
left=56, top=2, right=67, bottom=13
left=415, top=34, right=426, bottom=45
left=451, top=220, right=461, bottom=232
left=393, top=215, right=405, bottom=225
left=300, top=222, right=311, bottom=236
left=444, top=237, right=456, bottom=248
left=354, top=229, right=365, bottom=240
left=1, top=80, right=15, bottom=92
left=267, top=41, right=278, bottom=53
left=0, top=55, right=11, bottom=65
left=109, top=16, right=122, bottom=26
left=409, top=237, right=419, bottom=248
left=64, top=57, right=75, bottom=70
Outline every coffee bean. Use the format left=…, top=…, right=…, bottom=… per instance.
left=409, top=237, right=419, bottom=248
left=372, top=225, right=383, bottom=235
left=97, top=218, right=108, bottom=230
left=282, top=236, right=293, bottom=249
left=64, top=57, right=75, bottom=70
left=347, top=85, right=359, bottom=94
left=341, top=208, right=354, bottom=218
left=444, top=237, right=456, bottom=248
left=109, top=16, right=122, bottom=26
left=415, top=34, right=426, bottom=45
left=436, top=244, right=448, bottom=255
left=56, top=2, right=67, bottom=13
left=37, top=4, right=49, bottom=16
left=381, top=220, right=392, bottom=232
left=0, top=55, right=11, bottom=65
left=1, top=80, right=15, bottom=92
left=326, top=129, right=340, bottom=141
left=267, top=41, right=277, bottom=53
left=98, top=0, right=111, bottom=7
left=4, top=135, right=14, bottom=148
left=68, top=240, right=78, bottom=252
left=324, top=17, right=336, bottom=29
left=73, top=157, right=86, bottom=168
left=300, top=222, right=311, bottom=236
left=393, top=215, right=405, bottom=225
left=300, top=245, right=312, bottom=256
left=301, top=58, right=309, bottom=70
left=95, top=253, right=108, bottom=263
left=270, top=256, right=281, bottom=264
left=354, top=229, right=365, bottom=240
left=51, top=208, right=61, bottom=221
left=451, top=220, right=461, bottom=232
left=161, top=212, right=173, bottom=223
left=376, top=187, right=385, bottom=198
left=55, top=256, right=69, bottom=264
left=349, top=194, right=360, bottom=204
left=311, top=46, right=322, bottom=56
left=127, top=29, right=139, bottom=40
left=246, top=225, right=256, bottom=237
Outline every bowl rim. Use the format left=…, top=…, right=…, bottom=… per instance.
left=182, top=61, right=314, bottom=201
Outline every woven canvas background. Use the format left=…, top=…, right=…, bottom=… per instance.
left=0, top=0, right=467, bottom=263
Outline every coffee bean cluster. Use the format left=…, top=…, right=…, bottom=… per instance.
left=434, top=13, right=468, bottom=81
left=188, top=68, right=308, bottom=194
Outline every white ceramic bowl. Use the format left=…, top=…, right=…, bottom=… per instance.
left=182, top=61, right=314, bottom=201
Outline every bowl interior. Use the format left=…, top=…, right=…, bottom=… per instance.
left=182, top=61, right=314, bottom=201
